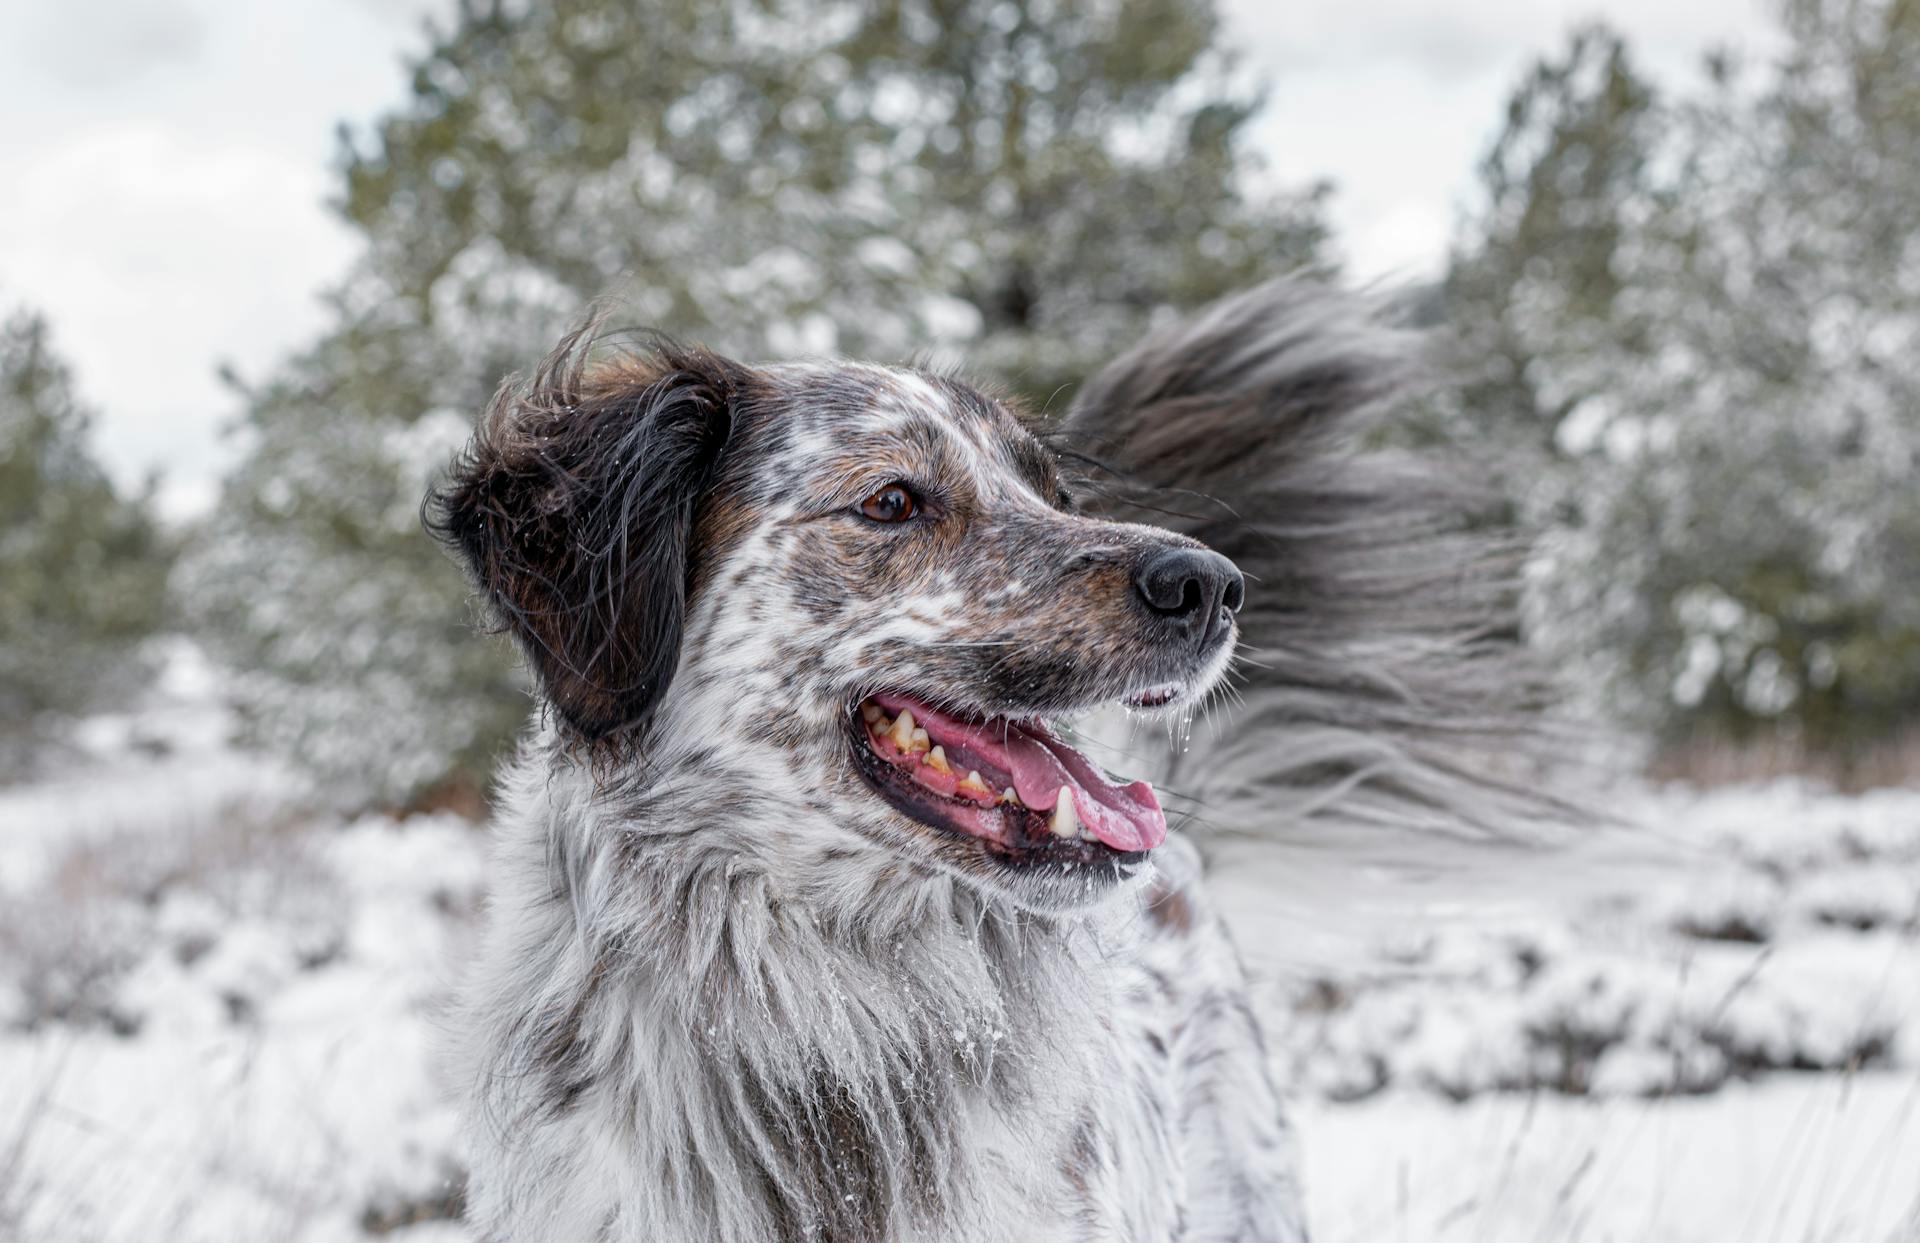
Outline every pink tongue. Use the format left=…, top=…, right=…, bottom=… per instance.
left=1003, top=731, right=1167, bottom=852
left=872, top=695, right=1167, bottom=852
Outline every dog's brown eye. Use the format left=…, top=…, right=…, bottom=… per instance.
left=858, top=484, right=918, bottom=524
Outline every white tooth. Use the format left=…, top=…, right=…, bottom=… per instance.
left=1000, top=787, right=1021, bottom=807
left=1049, top=787, right=1079, bottom=839
left=957, top=770, right=990, bottom=799
left=925, top=745, right=952, bottom=775
left=888, top=708, right=917, bottom=750
left=908, top=727, right=931, bottom=754
left=862, top=702, right=883, bottom=724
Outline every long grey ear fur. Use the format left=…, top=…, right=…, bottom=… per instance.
left=1059, top=277, right=1589, bottom=845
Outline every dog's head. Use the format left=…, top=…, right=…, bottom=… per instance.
left=433, top=324, right=1242, bottom=912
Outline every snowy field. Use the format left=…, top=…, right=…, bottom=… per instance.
left=2, top=656, right=1916, bottom=1242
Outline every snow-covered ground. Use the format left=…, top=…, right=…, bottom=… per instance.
left=1304, top=1073, right=1920, bottom=1243
left=2, top=661, right=1916, bottom=1242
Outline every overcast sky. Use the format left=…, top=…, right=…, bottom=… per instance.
left=0, top=0, right=1773, bottom=517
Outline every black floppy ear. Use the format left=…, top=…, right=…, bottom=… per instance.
left=429, top=324, right=744, bottom=741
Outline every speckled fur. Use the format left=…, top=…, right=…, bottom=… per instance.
left=430, top=280, right=1516, bottom=1242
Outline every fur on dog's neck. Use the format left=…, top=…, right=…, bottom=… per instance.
left=460, top=731, right=1124, bottom=1242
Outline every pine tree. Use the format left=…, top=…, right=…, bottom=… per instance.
left=0, top=311, right=173, bottom=775
left=1423, top=26, right=1664, bottom=483
left=1597, top=0, right=1920, bottom=758
left=1442, top=2, right=1920, bottom=764
left=188, top=0, right=1329, bottom=806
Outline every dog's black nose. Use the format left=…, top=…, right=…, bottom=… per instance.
left=1134, top=546, right=1244, bottom=644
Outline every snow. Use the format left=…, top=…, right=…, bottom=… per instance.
left=1303, top=1074, right=1920, bottom=1243
left=0, top=806, right=480, bottom=1241
left=2, top=663, right=1917, bottom=1240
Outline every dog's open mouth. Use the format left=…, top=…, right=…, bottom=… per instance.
left=849, top=691, right=1167, bottom=866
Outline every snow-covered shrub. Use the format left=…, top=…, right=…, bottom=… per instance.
left=0, top=805, right=486, bottom=1243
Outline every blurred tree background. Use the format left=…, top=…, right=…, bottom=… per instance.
left=178, top=0, right=1329, bottom=807
left=1437, top=0, right=1920, bottom=780
left=5, top=0, right=1915, bottom=802
left=0, top=311, right=173, bottom=775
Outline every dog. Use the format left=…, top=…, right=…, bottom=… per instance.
left=430, top=278, right=1551, bottom=1242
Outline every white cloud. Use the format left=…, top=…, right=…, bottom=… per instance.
left=0, top=125, right=353, bottom=510
left=12, top=0, right=209, bottom=89
left=0, top=0, right=447, bottom=515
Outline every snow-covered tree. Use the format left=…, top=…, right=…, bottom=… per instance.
left=187, top=0, right=1330, bottom=806
left=1425, top=26, right=1664, bottom=481
left=1443, top=1, right=1920, bottom=765
left=0, top=310, right=172, bottom=775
